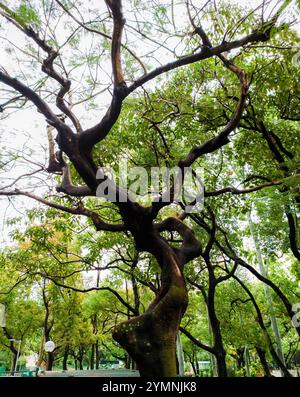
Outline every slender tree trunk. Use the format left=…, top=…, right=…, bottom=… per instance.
left=91, top=313, right=98, bottom=369
left=176, top=331, right=185, bottom=375
left=79, top=360, right=83, bottom=370
left=256, top=346, right=272, bottom=377
left=95, top=340, right=100, bottom=369
left=244, top=345, right=251, bottom=377
left=37, top=335, right=45, bottom=369
left=132, top=360, right=138, bottom=370
left=63, top=346, right=69, bottom=371
left=206, top=305, right=218, bottom=377
left=46, top=352, right=54, bottom=371
left=190, top=360, right=197, bottom=376
left=10, top=353, right=17, bottom=373
left=79, top=354, right=83, bottom=370
left=236, top=348, right=245, bottom=371
left=195, top=359, right=200, bottom=376
left=78, top=347, right=84, bottom=370
left=207, top=281, right=227, bottom=377
left=3, top=329, right=20, bottom=374
left=125, top=354, right=130, bottom=369
left=233, top=275, right=292, bottom=377
left=90, top=344, right=95, bottom=370
left=42, top=283, right=54, bottom=372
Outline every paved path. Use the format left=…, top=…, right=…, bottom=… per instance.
left=42, top=369, right=139, bottom=377
left=271, top=370, right=299, bottom=377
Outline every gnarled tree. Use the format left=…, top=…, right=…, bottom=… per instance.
left=0, top=0, right=297, bottom=376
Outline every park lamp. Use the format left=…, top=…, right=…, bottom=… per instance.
left=0, top=303, right=6, bottom=328
left=44, top=341, right=55, bottom=353
left=1, top=304, right=21, bottom=374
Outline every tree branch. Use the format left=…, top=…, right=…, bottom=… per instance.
left=179, top=326, right=215, bottom=354
left=105, top=0, right=126, bottom=86
left=57, top=164, right=92, bottom=197
left=0, top=189, right=125, bottom=232
left=0, top=71, right=65, bottom=129
left=205, top=177, right=291, bottom=197
left=38, top=273, right=138, bottom=316
left=0, top=5, right=82, bottom=132
left=156, top=217, right=202, bottom=265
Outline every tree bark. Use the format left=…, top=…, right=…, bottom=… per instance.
left=190, top=360, right=198, bottom=376
left=79, top=359, right=83, bottom=370
left=233, top=275, right=292, bottom=377
left=90, top=343, right=95, bottom=370
left=37, top=336, right=45, bottom=369
left=125, top=354, right=130, bottom=369
left=95, top=340, right=100, bottom=369
left=113, top=247, right=188, bottom=377
left=63, top=346, right=69, bottom=371
left=3, top=331, right=18, bottom=373
left=78, top=347, right=84, bottom=370
left=74, top=357, right=77, bottom=370
left=256, top=346, right=272, bottom=377
left=46, top=352, right=54, bottom=371
left=10, top=353, right=17, bottom=373
left=207, top=282, right=228, bottom=377
left=236, top=348, right=245, bottom=373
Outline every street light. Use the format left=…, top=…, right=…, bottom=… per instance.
left=8, top=339, right=22, bottom=374
left=1, top=304, right=21, bottom=375
left=0, top=303, right=5, bottom=327
left=44, top=341, right=55, bottom=353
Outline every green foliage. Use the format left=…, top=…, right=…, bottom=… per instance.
left=15, top=2, right=41, bottom=26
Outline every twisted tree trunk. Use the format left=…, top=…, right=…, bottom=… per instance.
left=113, top=247, right=188, bottom=376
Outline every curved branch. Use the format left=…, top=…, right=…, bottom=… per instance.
left=203, top=208, right=216, bottom=258
left=190, top=213, right=300, bottom=337
left=205, top=178, right=290, bottom=197
left=46, top=125, right=63, bottom=173
left=0, top=189, right=125, bottom=232
left=0, top=71, right=64, bottom=129
left=57, top=164, right=92, bottom=197
left=0, top=6, right=81, bottom=132
left=178, top=60, right=248, bottom=169
left=54, top=0, right=147, bottom=74
left=105, top=0, right=126, bottom=86
left=232, top=274, right=292, bottom=377
left=37, top=273, right=138, bottom=316
left=179, top=327, right=215, bottom=354
left=79, top=0, right=128, bottom=151
left=285, top=205, right=300, bottom=261
left=156, top=217, right=202, bottom=264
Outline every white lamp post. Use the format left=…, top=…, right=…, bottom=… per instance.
left=44, top=341, right=55, bottom=353
left=8, top=339, right=22, bottom=374
left=0, top=304, right=5, bottom=327
left=1, top=304, right=22, bottom=375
